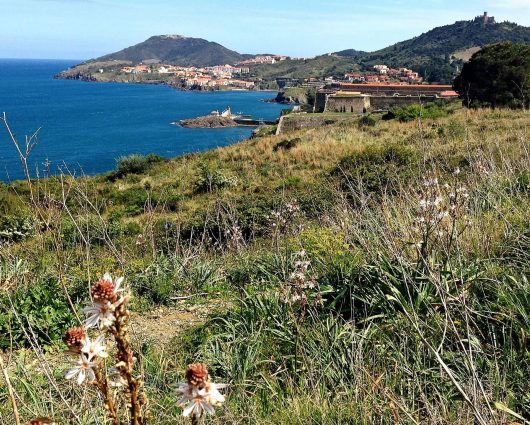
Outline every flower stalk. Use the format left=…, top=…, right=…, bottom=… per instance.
left=63, top=273, right=147, bottom=425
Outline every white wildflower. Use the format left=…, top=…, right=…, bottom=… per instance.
left=176, top=382, right=228, bottom=417
left=82, top=301, right=118, bottom=329
left=81, top=334, right=108, bottom=359
left=65, top=355, right=96, bottom=385
left=176, top=363, right=228, bottom=418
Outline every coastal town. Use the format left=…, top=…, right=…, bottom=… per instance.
left=106, top=60, right=440, bottom=92
left=119, top=63, right=255, bottom=89
left=116, top=55, right=290, bottom=89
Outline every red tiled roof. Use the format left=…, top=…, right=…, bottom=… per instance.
left=439, top=90, right=459, bottom=97
left=339, top=83, right=452, bottom=90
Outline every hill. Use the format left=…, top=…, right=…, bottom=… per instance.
left=91, top=34, right=248, bottom=67
left=255, top=13, right=530, bottom=83
left=1, top=106, right=529, bottom=423
left=58, top=14, right=530, bottom=84
left=249, top=54, right=362, bottom=80
left=359, top=13, right=530, bottom=82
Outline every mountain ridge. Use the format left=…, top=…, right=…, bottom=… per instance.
left=331, top=14, right=530, bottom=81
left=61, top=13, right=530, bottom=84
left=90, top=34, right=251, bottom=67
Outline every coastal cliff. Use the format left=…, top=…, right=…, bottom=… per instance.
left=274, top=88, right=309, bottom=105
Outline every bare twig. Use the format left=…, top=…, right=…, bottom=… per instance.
left=0, top=354, right=21, bottom=425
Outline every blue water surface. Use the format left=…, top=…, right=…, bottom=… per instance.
left=0, top=59, right=285, bottom=181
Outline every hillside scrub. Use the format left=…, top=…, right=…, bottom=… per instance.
left=384, top=102, right=450, bottom=122
left=454, top=42, right=530, bottom=109
left=0, top=107, right=529, bottom=424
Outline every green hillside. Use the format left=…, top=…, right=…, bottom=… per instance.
left=1, top=106, right=529, bottom=424
left=249, top=55, right=361, bottom=79
left=93, top=35, right=249, bottom=67
left=360, top=17, right=530, bottom=82
left=255, top=15, right=530, bottom=83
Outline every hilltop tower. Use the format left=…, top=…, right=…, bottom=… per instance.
left=476, top=12, right=495, bottom=26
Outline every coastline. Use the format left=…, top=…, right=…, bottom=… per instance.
left=1, top=121, right=268, bottom=184
left=2, top=65, right=286, bottom=182
left=54, top=72, right=278, bottom=94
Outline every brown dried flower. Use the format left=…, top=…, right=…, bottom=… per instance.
left=116, top=347, right=135, bottom=369
left=91, top=273, right=123, bottom=303
left=186, top=363, right=209, bottom=388
left=27, top=418, right=57, bottom=425
left=63, top=327, right=87, bottom=354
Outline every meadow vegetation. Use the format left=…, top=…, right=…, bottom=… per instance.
left=0, top=105, right=529, bottom=424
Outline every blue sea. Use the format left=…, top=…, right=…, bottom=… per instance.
left=0, top=59, right=285, bottom=181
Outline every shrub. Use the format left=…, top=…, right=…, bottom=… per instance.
left=333, top=144, right=418, bottom=196
left=61, top=214, right=123, bottom=247
left=384, top=102, right=449, bottom=122
left=0, top=278, right=75, bottom=349
left=195, top=162, right=238, bottom=194
left=0, top=215, right=33, bottom=243
left=108, top=153, right=165, bottom=180
left=273, top=137, right=301, bottom=152
left=358, top=115, right=377, bottom=128
left=108, top=186, right=150, bottom=215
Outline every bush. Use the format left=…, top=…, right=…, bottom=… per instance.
left=195, top=162, right=238, bottom=194
left=358, top=115, right=377, bottom=128
left=0, top=278, right=75, bottom=349
left=107, top=186, right=150, bottom=215
left=0, top=215, right=33, bottom=243
left=273, top=137, right=301, bottom=152
left=61, top=214, right=123, bottom=247
left=333, top=144, right=418, bottom=196
left=384, top=102, right=449, bottom=122
left=108, top=154, right=165, bottom=180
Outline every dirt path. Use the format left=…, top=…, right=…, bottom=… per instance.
left=130, top=303, right=209, bottom=345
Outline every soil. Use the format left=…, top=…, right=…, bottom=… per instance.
left=130, top=304, right=206, bottom=345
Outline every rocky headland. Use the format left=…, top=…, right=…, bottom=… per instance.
left=176, top=116, right=238, bottom=128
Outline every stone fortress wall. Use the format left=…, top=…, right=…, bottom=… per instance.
left=315, top=83, right=458, bottom=113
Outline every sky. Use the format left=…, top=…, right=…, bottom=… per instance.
left=1, top=0, right=530, bottom=60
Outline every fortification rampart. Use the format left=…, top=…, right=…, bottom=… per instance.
left=325, top=96, right=369, bottom=114
left=315, top=87, right=458, bottom=113
left=369, top=95, right=439, bottom=110
left=276, top=114, right=358, bottom=134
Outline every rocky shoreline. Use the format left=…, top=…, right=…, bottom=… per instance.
left=176, top=114, right=279, bottom=128
left=176, top=116, right=239, bottom=128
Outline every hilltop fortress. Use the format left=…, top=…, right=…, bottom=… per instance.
left=474, top=12, right=496, bottom=26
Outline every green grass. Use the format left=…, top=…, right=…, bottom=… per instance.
left=0, top=106, right=529, bottom=424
